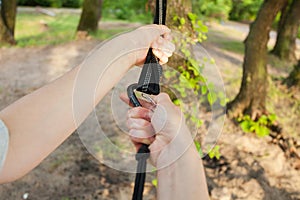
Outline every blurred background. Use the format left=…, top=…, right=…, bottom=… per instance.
left=0, top=0, right=299, bottom=199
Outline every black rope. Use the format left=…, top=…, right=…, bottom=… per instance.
left=131, top=1, right=167, bottom=200
left=132, top=144, right=150, bottom=200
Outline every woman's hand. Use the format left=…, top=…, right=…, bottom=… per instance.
left=120, top=93, right=209, bottom=200
left=120, top=93, right=193, bottom=167
left=126, top=25, right=175, bottom=66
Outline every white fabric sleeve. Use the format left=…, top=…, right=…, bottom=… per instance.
left=0, top=119, right=9, bottom=172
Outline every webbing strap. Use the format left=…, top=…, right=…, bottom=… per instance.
left=136, top=0, right=167, bottom=95
left=131, top=1, right=167, bottom=200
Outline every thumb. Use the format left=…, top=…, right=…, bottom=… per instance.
left=154, top=93, right=173, bottom=106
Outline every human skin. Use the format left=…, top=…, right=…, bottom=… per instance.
left=121, top=93, right=210, bottom=200
left=0, top=25, right=175, bottom=183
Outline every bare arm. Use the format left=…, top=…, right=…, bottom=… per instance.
left=122, top=93, right=209, bottom=200
left=156, top=127, right=209, bottom=200
left=0, top=25, right=174, bottom=183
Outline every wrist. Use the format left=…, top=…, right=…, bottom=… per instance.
left=151, top=123, right=195, bottom=169
left=96, top=32, right=139, bottom=69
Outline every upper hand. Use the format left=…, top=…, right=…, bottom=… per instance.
left=127, top=25, right=175, bottom=66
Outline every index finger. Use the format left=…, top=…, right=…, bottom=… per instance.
left=119, top=93, right=155, bottom=109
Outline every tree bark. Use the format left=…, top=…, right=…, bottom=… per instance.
left=165, top=0, right=193, bottom=67
left=0, top=0, right=17, bottom=45
left=148, top=0, right=192, bottom=28
left=77, top=0, right=103, bottom=33
left=285, top=60, right=300, bottom=88
left=166, top=0, right=192, bottom=28
left=228, top=0, right=287, bottom=119
left=271, top=0, right=300, bottom=63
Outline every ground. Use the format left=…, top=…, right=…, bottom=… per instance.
left=0, top=20, right=299, bottom=200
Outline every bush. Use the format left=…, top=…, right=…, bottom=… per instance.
left=229, top=0, right=263, bottom=21
left=192, top=0, right=232, bottom=20
left=102, top=0, right=152, bottom=22
left=61, top=0, right=82, bottom=8
left=17, top=0, right=82, bottom=8
left=18, top=0, right=50, bottom=7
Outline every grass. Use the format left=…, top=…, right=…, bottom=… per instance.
left=15, top=13, right=80, bottom=47
left=219, top=40, right=244, bottom=54
left=13, top=12, right=138, bottom=47
left=206, top=30, right=245, bottom=54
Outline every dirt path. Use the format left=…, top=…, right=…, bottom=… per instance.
left=0, top=21, right=299, bottom=200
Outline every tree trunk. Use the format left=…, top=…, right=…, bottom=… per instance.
left=285, top=60, right=300, bottom=88
left=271, top=0, right=300, bottom=63
left=77, top=0, right=103, bottom=33
left=166, top=0, right=192, bottom=28
left=0, top=0, right=17, bottom=45
left=228, top=0, right=287, bottom=119
left=148, top=0, right=192, bottom=28
left=165, top=0, right=193, bottom=67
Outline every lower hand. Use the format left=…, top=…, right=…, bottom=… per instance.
left=120, top=93, right=192, bottom=167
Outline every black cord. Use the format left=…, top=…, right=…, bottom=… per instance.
left=132, top=144, right=150, bottom=200
left=131, top=1, right=167, bottom=200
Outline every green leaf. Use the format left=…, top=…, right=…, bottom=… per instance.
left=240, top=120, right=251, bottom=132
left=178, top=65, right=184, bottom=72
left=208, top=145, right=221, bottom=160
left=256, top=126, right=270, bottom=137
left=201, top=85, right=208, bottom=95
left=152, top=178, right=158, bottom=188
left=194, top=141, right=203, bottom=157
left=173, top=15, right=178, bottom=21
left=197, top=20, right=208, bottom=33
left=207, top=92, right=217, bottom=105
left=181, top=48, right=191, bottom=58
left=196, top=119, right=203, bottom=128
left=268, top=114, right=277, bottom=124
left=173, top=99, right=181, bottom=106
left=187, top=12, right=197, bottom=21
left=180, top=17, right=186, bottom=25
left=258, top=115, right=268, bottom=125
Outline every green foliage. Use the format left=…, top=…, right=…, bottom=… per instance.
left=208, top=145, right=221, bottom=160
left=17, top=0, right=83, bottom=8
left=171, top=13, right=209, bottom=102
left=13, top=13, right=131, bottom=47
left=152, top=178, right=158, bottom=188
left=195, top=141, right=221, bottom=160
left=168, top=13, right=226, bottom=161
left=229, top=0, right=263, bottom=21
left=194, top=141, right=204, bottom=157
left=192, top=0, right=232, bottom=20
left=169, top=12, right=226, bottom=137
left=102, top=0, right=152, bottom=23
left=61, top=0, right=82, bottom=8
left=170, top=13, right=226, bottom=123
left=219, top=40, right=244, bottom=54
left=15, top=13, right=80, bottom=47
left=192, top=0, right=263, bottom=21
left=238, top=114, right=277, bottom=137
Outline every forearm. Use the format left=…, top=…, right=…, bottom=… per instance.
left=156, top=127, right=209, bottom=200
left=157, top=146, right=209, bottom=200
left=0, top=34, right=135, bottom=183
